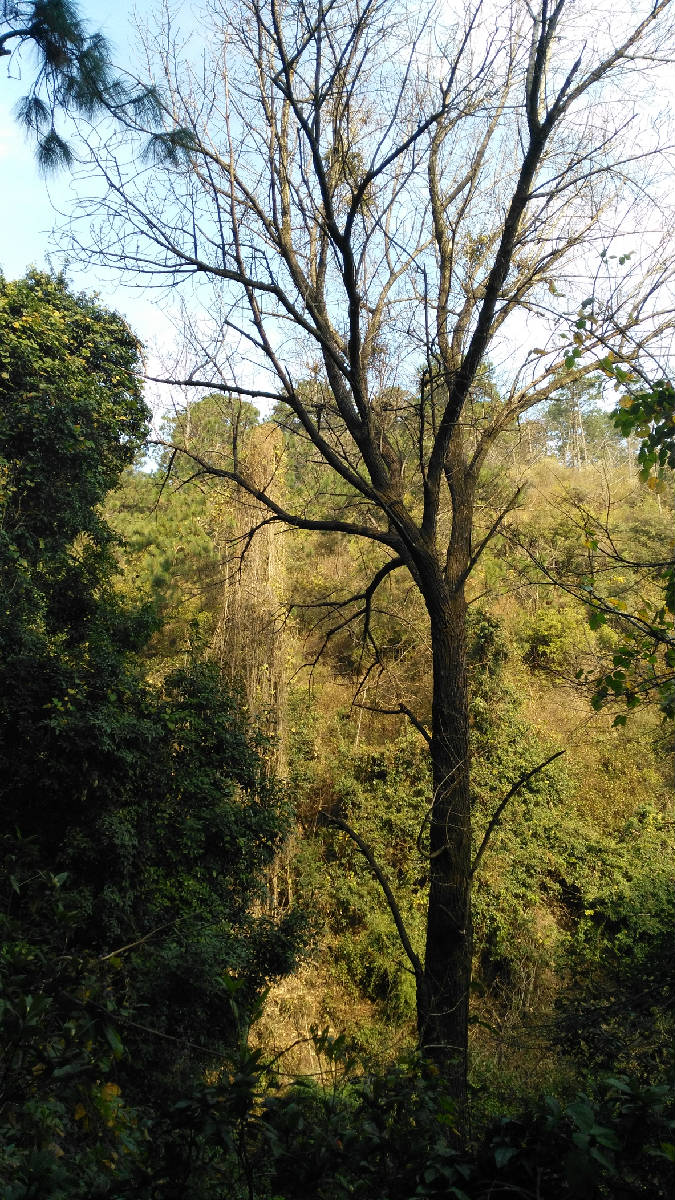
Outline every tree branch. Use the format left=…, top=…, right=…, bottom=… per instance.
left=470, top=749, right=566, bottom=877
left=351, top=701, right=431, bottom=746
left=324, top=813, right=424, bottom=982
left=149, top=439, right=403, bottom=551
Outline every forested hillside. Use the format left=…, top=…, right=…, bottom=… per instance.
left=3, top=273, right=672, bottom=1198
left=103, top=382, right=673, bottom=1195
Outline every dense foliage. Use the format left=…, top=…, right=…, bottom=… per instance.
left=0, top=274, right=302, bottom=1197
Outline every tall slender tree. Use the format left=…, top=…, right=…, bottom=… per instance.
left=70, top=0, right=675, bottom=1102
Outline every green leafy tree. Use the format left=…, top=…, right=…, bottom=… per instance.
left=0, top=269, right=149, bottom=847
left=106, top=465, right=225, bottom=660
left=0, top=272, right=302, bottom=1197
left=613, top=380, right=675, bottom=483
left=613, top=377, right=675, bottom=614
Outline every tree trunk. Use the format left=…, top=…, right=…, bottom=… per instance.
left=416, top=441, right=474, bottom=1108
left=419, top=581, right=472, bottom=1108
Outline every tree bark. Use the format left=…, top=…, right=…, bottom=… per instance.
left=418, top=572, right=472, bottom=1106
left=414, top=428, right=475, bottom=1104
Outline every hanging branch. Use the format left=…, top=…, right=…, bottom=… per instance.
left=324, top=813, right=424, bottom=983
left=470, top=749, right=565, bottom=876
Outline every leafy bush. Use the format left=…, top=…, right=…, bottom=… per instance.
left=479, top=1075, right=674, bottom=1199
left=554, top=806, right=674, bottom=1083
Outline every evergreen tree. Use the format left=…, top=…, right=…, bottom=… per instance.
left=1, top=0, right=124, bottom=168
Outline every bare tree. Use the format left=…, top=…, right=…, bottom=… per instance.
left=70, top=0, right=675, bottom=1100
